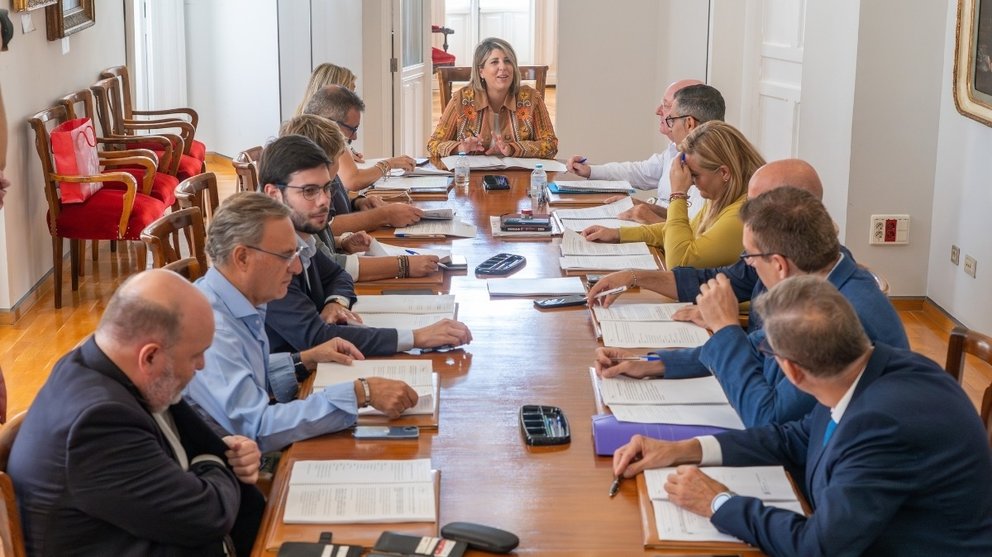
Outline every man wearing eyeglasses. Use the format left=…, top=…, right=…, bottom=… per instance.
left=594, top=187, right=908, bottom=427
left=185, top=191, right=422, bottom=452
left=566, top=81, right=721, bottom=224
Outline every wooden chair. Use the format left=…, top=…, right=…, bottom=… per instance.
left=0, top=366, right=5, bottom=425
left=0, top=412, right=26, bottom=557
left=29, top=105, right=167, bottom=308
left=232, top=146, right=262, bottom=192
left=175, top=171, right=221, bottom=222
left=140, top=207, right=207, bottom=271
left=945, top=326, right=992, bottom=445
left=436, top=65, right=549, bottom=110
left=163, top=257, right=205, bottom=281
left=100, top=65, right=206, bottom=161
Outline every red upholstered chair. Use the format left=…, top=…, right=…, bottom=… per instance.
left=29, top=105, right=167, bottom=308
left=232, top=146, right=262, bottom=192
left=90, top=76, right=204, bottom=181
left=100, top=65, right=206, bottom=162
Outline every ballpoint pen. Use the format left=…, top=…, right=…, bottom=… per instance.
left=405, top=249, right=420, bottom=255
left=609, top=475, right=622, bottom=497
left=610, top=355, right=662, bottom=362
left=576, top=157, right=587, bottom=164
left=594, top=285, right=628, bottom=299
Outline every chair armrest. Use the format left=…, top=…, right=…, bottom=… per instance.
left=100, top=153, right=157, bottom=197
left=122, top=119, right=194, bottom=155
left=98, top=135, right=174, bottom=175
left=52, top=172, right=138, bottom=238
left=133, top=107, right=199, bottom=129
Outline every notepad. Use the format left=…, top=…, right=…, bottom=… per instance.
left=599, top=320, right=709, bottom=349
left=486, top=277, right=586, bottom=296
left=315, top=360, right=438, bottom=416
left=284, top=459, right=436, bottom=524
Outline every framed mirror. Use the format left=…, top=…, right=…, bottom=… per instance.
left=46, top=0, right=95, bottom=40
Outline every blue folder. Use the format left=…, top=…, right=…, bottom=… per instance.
left=591, top=413, right=728, bottom=456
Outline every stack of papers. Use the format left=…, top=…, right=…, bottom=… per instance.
left=315, top=359, right=438, bottom=416
left=371, top=176, right=452, bottom=193
left=598, top=320, right=709, bottom=349
left=553, top=198, right=638, bottom=232
left=592, top=301, right=692, bottom=322
left=549, top=180, right=634, bottom=193
left=439, top=155, right=567, bottom=172
left=558, top=230, right=658, bottom=271
left=352, top=293, right=456, bottom=331
left=284, top=459, right=436, bottom=524
left=394, top=219, right=477, bottom=238
left=488, top=215, right=561, bottom=238
left=360, top=158, right=452, bottom=176
left=645, top=466, right=803, bottom=543
left=596, top=373, right=744, bottom=430
left=487, top=276, right=586, bottom=297
left=367, top=240, right=453, bottom=262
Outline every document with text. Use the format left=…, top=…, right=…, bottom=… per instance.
left=551, top=180, right=634, bottom=193
left=394, top=219, right=477, bottom=238
left=558, top=218, right=630, bottom=232
left=354, top=294, right=456, bottom=314
left=284, top=459, right=436, bottom=524
left=598, top=374, right=729, bottom=405
left=592, top=302, right=693, bottom=322
left=486, top=276, right=586, bottom=296
left=559, top=229, right=650, bottom=256
left=600, top=320, right=709, bottom=349
left=315, top=360, right=437, bottom=416
left=439, top=155, right=566, bottom=172
left=372, top=176, right=452, bottom=191
left=553, top=197, right=635, bottom=220
left=559, top=255, right=659, bottom=271
left=608, top=404, right=745, bottom=430
left=358, top=312, right=452, bottom=330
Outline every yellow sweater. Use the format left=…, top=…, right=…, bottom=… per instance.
left=617, top=195, right=746, bottom=269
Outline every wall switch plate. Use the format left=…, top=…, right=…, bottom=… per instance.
left=951, top=245, right=960, bottom=266
left=869, top=214, right=910, bottom=245
left=964, top=255, right=977, bottom=278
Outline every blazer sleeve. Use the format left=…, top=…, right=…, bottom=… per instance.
left=314, top=249, right=356, bottom=306
left=672, top=259, right=759, bottom=303
left=65, top=400, right=241, bottom=548
left=427, top=87, right=471, bottom=158
left=508, top=89, right=558, bottom=159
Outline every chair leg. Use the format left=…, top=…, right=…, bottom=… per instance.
left=76, top=239, right=85, bottom=277
left=134, top=241, right=147, bottom=271
left=110, top=240, right=118, bottom=253
left=69, top=240, right=80, bottom=292
left=52, top=236, right=64, bottom=309
left=91, top=239, right=100, bottom=261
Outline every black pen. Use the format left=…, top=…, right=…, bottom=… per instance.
left=609, top=475, right=622, bottom=497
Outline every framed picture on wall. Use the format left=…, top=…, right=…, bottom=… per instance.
left=45, top=0, right=95, bottom=41
left=12, top=0, right=58, bottom=12
left=954, top=0, right=992, bottom=126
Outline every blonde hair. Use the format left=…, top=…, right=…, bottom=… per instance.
left=678, top=121, right=765, bottom=236
left=469, top=38, right=521, bottom=98
left=279, top=114, right=347, bottom=160
left=294, top=63, right=358, bottom=117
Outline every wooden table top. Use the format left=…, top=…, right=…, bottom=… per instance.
left=252, top=170, right=746, bottom=556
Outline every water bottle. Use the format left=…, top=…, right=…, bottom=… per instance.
left=530, top=163, right=547, bottom=212
left=454, top=152, right=470, bottom=187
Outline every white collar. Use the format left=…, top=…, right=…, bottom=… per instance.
left=830, top=365, right=866, bottom=424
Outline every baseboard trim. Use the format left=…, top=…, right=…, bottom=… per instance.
left=0, top=268, right=54, bottom=326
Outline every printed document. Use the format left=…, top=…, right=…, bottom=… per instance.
left=394, top=219, right=477, bottom=238
left=439, top=155, right=567, bottom=172
left=487, top=277, right=586, bottom=296
left=608, top=404, right=745, bottom=429
left=367, top=240, right=453, bottom=262
left=551, top=180, right=633, bottom=193
left=592, top=302, right=693, bottom=322
left=559, top=255, right=659, bottom=271
left=559, top=229, right=650, bottom=256
left=598, top=374, right=729, bottom=405
left=284, top=459, right=435, bottom=524
left=600, top=320, right=709, bottom=348
left=553, top=197, right=635, bottom=220
left=358, top=312, right=451, bottom=330
left=354, top=294, right=456, bottom=314
left=372, top=176, right=451, bottom=191
left=558, top=218, right=630, bottom=232
left=315, top=360, right=438, bottom=416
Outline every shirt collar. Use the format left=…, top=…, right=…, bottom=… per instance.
left=830, top=364, right=866, bottom=424
left=824, top=251, right=846, bottom=279
left=200, top=266, right=266, bottom=321
left=298, top=232, right=316, bottom=271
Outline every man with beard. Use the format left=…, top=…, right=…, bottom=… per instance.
left=8, top=269, right=264, bottom=556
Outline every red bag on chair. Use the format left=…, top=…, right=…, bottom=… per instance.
left=51, top=117, right=102, bottom=203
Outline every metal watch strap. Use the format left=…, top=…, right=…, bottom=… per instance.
left=358, top=377, right=371, bottom=407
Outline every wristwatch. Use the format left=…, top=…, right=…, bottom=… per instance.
left=290, top=352, right=310, bottom=383
left=358, top=377, right=371, bottom=408
left=711, top=491, right=737, bottom=514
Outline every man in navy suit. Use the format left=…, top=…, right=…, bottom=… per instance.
left=613, top=275, right=992, bottom=556
left=8, top=270, right=264, bottom=556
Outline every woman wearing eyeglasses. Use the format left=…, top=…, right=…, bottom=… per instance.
left=427, top=37, right=558, bottom=159
left=582, top=121, right=764, bottom=269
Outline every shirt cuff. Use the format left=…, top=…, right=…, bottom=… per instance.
left=325, top=295, right=352, bottom=310
left=268, top=352, right=299, bottom=403
left=396, top=329, right=414, bottom=351
left=697, top=435, right=723, bottom=466
left=319, top=380, right=361, bottom=414
left=344, top=255, right=361, bottom=279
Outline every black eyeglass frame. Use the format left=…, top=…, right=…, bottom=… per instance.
left=277, top=181, right=336, bottom=201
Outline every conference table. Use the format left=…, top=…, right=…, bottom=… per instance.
left=250, top=169, right=751, bottom=556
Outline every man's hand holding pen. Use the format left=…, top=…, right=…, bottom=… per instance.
left=594, top=347, right=664, bottom=379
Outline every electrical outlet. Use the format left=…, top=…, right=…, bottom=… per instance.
left=951, top=245, right=960, bottom=266
left=964, top=255, right=977, bottom=278
left=868, top=215, right=910, bottom=245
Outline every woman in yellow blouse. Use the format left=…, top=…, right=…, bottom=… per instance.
left=427, top=38, right=558, bottom=159
left=581, top=121, right=764, bottom=269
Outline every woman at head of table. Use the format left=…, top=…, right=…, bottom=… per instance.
left=581, top=121, right=765, bottom=270
left=426, top=37, right=558, bottom=159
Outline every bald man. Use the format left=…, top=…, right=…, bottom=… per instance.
left=9, top=269, right=264, bottom=556
left=588, top=158, right=827, bottom=331
left=567, top=79, right=705, bottom=221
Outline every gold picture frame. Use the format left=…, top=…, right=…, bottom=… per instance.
left=45, top=0, right=95, bottom=41
left=954, top=0, right=992, bottom=126
left=12, top=0, right=58, bottom=12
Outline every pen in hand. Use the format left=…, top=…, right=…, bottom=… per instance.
left=609, top=475, right=622, bottom=497
left=577, top=157, right=587, bottom=164
left=594, top=285, right=628, bottom=301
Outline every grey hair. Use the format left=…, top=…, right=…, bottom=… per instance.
left=98, top=275, right=182, bottom=348
left=205, top=192, right=291, bottom=266
left=303, top=84, right=365, bottom=122
left=673, top=84, right=726, bottom=123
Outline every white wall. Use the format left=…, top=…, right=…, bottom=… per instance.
left=928, top=0, right=992, bottom=332
left=556, top=0, right=708, bottom=164
left=184, top=0, right=280, bottom=157
left=0, top=0, right=127, bottom=310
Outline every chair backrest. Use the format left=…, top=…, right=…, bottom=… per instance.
left=99, top=65, right=135, bottom=119
left=233, top=146, right=262, bottom=192
left=60, top=88, right=99, bottom=126
left=0, top=366, right=5, bottom=425
left=27, top=105, right=72, bottom=232
left=140, top=207, right=207, bottom=269
left=175, top=172, right=221, bottom=222
left=0, top=472, right=26, bottom=557
left=436, top=65, right=549, bottom=110
left=163, top=257, right=205, bottom=281
left=945, top=326, right=992, bottom=445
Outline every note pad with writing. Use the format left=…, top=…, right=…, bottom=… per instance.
left=284, top=459, right=436, bottom=524
left=486, top=277, right=585, bottom=297
left=599, top=320, right=709, bottom=348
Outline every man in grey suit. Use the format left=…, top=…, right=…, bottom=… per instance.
left=612, top=275, right=992, bottom=556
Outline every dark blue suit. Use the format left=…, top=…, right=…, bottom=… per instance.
left=8, top=338, right=263, bottom=556
left=658, top=254, right=909, bottom=426
left=710, top=343, right=992, bottom=556
left=265, top=241, right=399, bottom=356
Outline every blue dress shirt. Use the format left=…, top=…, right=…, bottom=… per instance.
left=183, top=267, right=359, bottom=452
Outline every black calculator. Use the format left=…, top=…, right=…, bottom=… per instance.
left=519, top=405, right=571, bottom=446
left=475, top=253, right=525, bottom=275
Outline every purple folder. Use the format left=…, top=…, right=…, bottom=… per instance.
left=591, top=413, right=728, bottom=456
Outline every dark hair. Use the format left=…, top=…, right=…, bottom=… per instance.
left=303, top=84, right=366, bottom=121
left=673, top=84, right=726, bottom=123
left=258, top=134, right=331, bottom=189
left=740, top=187, right=839, bottom=272
left=755, top=275, right=871, bottom=377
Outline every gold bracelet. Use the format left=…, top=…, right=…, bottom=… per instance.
left=375, top=160, right=390, bottom=176
left=630, top=269, right=638, bottom=288
left=669, top=192, right=691, bottom=206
